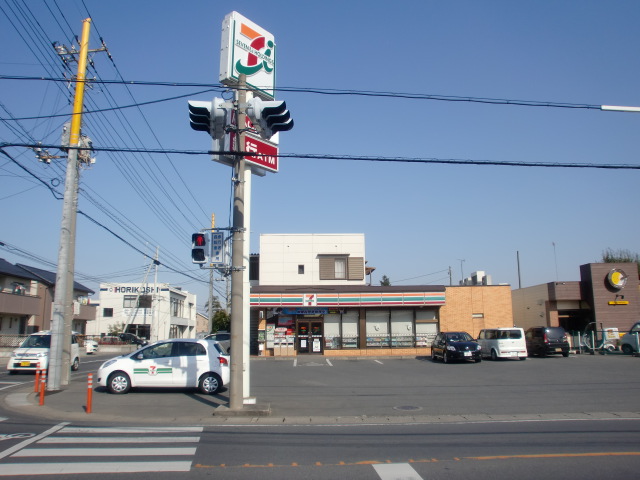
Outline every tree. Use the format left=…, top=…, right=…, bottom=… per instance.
left=601, top=248, right=640, bottom=277
left=380, top=275, right=391, bottom=286
left=205, top=296, right=230, bottom=333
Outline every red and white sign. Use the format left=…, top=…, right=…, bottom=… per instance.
left=243, top=134, right=278, bottom=172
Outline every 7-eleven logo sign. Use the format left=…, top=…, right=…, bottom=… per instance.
left=303, top=294, right=317, bottom=306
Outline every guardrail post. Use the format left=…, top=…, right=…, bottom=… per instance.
left=39, top=370, right=47, bottom=406
left=86, top=373, right=93, bottom=414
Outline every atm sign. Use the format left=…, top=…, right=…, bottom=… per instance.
left=244, top=134, right=278, bottom=172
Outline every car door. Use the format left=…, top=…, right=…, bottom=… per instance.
left=432, top=333, right=444, bottom=358
left=172, top=341, right=208, bottom=388
left=131, top=341, right=178, bottom=387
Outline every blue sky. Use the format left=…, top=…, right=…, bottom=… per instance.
left=1, top=0, right=638, bottom=313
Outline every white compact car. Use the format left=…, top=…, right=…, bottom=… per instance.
left=85, top=339, right=99, bottom=354
left=97, top=338, right=230, bottom=395
left=7, top=331, right=80, bottom=373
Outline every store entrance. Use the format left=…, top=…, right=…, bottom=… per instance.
left=297, top=319, right=323, bottom=354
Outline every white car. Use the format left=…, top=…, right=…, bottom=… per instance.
left=97, top=338, right=230, bottom=395
left=7, top=331, right=80, bottom=374
left=85, top=339, right=99, bottom=354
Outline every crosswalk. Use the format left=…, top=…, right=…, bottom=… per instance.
left=0, top=423, right=203, bottom=475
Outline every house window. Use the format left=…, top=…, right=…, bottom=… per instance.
left=123, top=295, right=137, bottom=308
left=298, top=265, right=305, bottom=274
left=103, top=308, right=113, bottom=318
left=319, top=256, right=365, bottom=280
left=335, top=258, right=346, bottom=279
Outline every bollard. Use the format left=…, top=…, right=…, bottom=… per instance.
left=39, top=370, right=47, bottom=406
left=34, top=368, right=41, bottom=392
left=86, top=373, right=93, bottom=414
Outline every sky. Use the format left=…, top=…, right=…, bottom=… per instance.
left=1, top=0, right=638, bottom=314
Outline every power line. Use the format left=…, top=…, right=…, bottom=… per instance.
left=3, top=143, right=639, bottom=170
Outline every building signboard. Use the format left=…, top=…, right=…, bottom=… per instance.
left=220, top=11, right=276, bottom=100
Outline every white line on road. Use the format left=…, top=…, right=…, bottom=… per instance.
left=39, top=436, right=200, bottom=444
left=0, top=422, right=69, bottom=460
left=12, top=446, right=197, bottom=457
left=293, top=358, right=297, bottom=367
left=326, top=359, right=333, bottom=366
left=0, top=461, right=193, bottom=475
left=60, top=426, right=203, bottom=434
left=373, top=463, right=423, bottom=480
left=374, top=360, right=384, bottom=364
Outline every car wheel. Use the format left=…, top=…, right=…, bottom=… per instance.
left=107, top=372, right=131, bottom=394
left=491, top=349, right=498, bottom=361
left=8, top=370, right=17, bottom=375
left=443, top=351, right=449, bottom=363
left=475, top=357, right=482, bottom=363
left=519, top=356, right=527, bottom=361
left=621, top=344, right=634, bottom=355
left=199, top=372, right=222, bottom=394
left=562, top=351, right=570, bottom=357
left=71, top=357, right=80, bottom=371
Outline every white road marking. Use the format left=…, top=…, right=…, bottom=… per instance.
left=0, top=461, right=193, bottom=475
left=0, top=422, right=68, bottom=460
left=373, top=463, right=423, bottom=480
left=39, top=436, right=200, bottom=444
left=374, top=360, right=384, bottom=364
left=60, top=426, right=202, bottom=434
left=326, top=358, right=333, bottom=366
left=13, top=447, right=197, bottom=457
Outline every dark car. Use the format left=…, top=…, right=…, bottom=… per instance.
left=431, top=331, right=482, bottom=363
left=118, top=333, right=148, bottom=347
left=204, top=331, right=230, bottom=353
left=525, top=326, right=570, bottom=357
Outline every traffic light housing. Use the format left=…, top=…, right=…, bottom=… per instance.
left=188, top=98, right=227, bottom=140
left=246, top=97, right=294, bottom=140
left=191, top=232, right=208, bottom=264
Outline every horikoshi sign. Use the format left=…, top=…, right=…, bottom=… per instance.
left=220, top=11, right=276, bottom=100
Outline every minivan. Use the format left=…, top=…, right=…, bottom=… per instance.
left=525, top=326, right=570, bottom=357
left=477, top=328, right=527, bottom=360
left=620, top=322, right=640, bottom=355
left=7, top=331, right=80, bottom=373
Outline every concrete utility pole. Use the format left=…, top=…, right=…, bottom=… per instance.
left=229, top=75, right=247, bottom=410
left=49, top=18, right=92, bottom=391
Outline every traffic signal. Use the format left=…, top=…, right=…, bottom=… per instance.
left=246, top=97, right=294, bottom=140
left=188, top=98, right=227, bottom=140
left=191, top=232, right=208, bottom=264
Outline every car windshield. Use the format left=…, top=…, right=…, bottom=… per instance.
left=21, top=335, right=51, bottom=348
left=500, top=330, right=522, bottom=339
left=446, top=332, right=473, bottom=342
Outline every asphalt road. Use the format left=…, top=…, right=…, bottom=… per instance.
left=0, top=352, right=639, bottom=479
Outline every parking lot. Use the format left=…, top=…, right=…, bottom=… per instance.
left=250, top=353, right=640, bottom=418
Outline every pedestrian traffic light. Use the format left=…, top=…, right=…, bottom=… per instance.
left=188, top=98, right=227, bottom=140
left=191, top=232, right=208, bottom=264
left=246, top=97, right=294, bottom=140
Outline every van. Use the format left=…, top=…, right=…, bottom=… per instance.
left=6, top=331, right=80, bottom=374
left=620, top=322, right=640, bottom=355
left=477, top=328, right=527, bottom=360
left=525, top=326, right=570, bottom=357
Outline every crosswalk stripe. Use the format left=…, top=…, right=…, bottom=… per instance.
left=373, top=463, right=424, bottom=480
left=60, top=426, right=203, bottom=434
left=39, top=436, right=200, bottom=444
left=13, top=447, right=197, bottom=457
left=0, top=461, right=193, bottom=475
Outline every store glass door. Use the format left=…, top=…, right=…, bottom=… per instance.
left=297, top=320, right=324, bottom=354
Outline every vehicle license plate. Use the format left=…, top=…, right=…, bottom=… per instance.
left=20, top=361, right=31, bottom=367
left=555, top=348, right=563, bottom=352
left=463, top=351, right=471, bottom=357
left=510, top=352, right=518, bottom=357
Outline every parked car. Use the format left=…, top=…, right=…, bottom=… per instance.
left=85, top=339, right=99, bottom=354
left=477, top=328, right=527, bottom=360
left=431, top=331, right=482, bottom=363
left=97, top=338, right=230, bottom=395
left=525, top=326, right=570, bottom=357
left=7, top=331, right=80, bottom=374
left=620, top=322, right=640, bottom=355
left=204, top=331, right=230, bottom=352
left=118, top=332, right=148, bottom=346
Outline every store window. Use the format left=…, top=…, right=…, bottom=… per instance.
left=415, top=309, right=438, bottom=347
left=342, top=311, right=359, bottom=348
left=366, top=310, right=390, bottom=347
left=391, top=310, right=413, bottom=347
left=324, top=314, right=341, bottom=349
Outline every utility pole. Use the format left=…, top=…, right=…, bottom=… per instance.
left=49, top=18, right=92, bottom=391
left=208, top=214, right=215, bottom=333
left=229, top=75, right=247, bottom=410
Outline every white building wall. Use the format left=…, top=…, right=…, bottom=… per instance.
left=86, top=283, right=196, bottom=341
left=259, top=233, right=366, bottom=286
